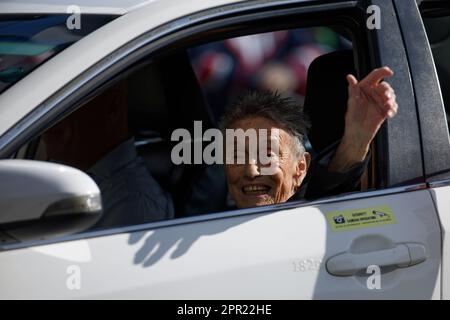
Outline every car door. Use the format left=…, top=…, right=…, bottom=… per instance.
left=0, top=187, right=441, bottom=299
left=0, top=0, right=442, bottom=299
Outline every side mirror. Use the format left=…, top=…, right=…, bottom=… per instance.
left=0, top=160, right=102, bottom=243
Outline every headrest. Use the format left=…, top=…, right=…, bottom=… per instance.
left=158, top=51, right=215, bottom=134
left=423, top=16, right=450, bottom=44
left=304, top=50, right=356, bottom=153
left=127, top=62, right=169, bottom=135
left=127, top=50, right=214, bottom=139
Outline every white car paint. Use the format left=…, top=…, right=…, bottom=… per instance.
left=429, top=186, right=450, bottom=300
left=0, top=189, right=441, bottom=299
left=0, top=0, right=158, bottom=15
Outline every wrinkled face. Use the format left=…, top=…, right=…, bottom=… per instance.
left=224, top=116, right=310, bottom=208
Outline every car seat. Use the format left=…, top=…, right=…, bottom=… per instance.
left=127, top=50, right=215, bottom=217
left=303, top=49, right=356, bottom=154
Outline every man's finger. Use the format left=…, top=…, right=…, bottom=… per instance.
left=377, top=81, right=394, bottom=94
left=375, top=87, right=397, bottom=115
left=347, top=74, right=358, bottom=86
left=362, top=84, right=384, bottom=106
left=378, top=81, right=393, bottom=92
left=378, top=95, right=398, bottom=118
left=360, top=67, right=394, bottom=87
left=374, top=84, right=394, bottom=103
left=386, top=102, right=398, bottom=118
left=346, top=74, right=358, bottom=96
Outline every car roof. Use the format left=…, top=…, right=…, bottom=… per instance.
left=0, top=0, right=158, bottom=15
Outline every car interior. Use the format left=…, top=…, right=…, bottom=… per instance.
left=14, top=25, right=376, bottom=226
left=421, top=4, right=450, bottom=132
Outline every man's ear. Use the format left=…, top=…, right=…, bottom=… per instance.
left=294, top=152, right=311, bottom=190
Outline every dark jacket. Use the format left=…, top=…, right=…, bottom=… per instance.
left=183, top=141, right=370, bottom=215
left=293, top=140, right=370, bottom=201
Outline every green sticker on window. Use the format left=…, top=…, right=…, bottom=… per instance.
left=326, top=205, right=396, bottom=232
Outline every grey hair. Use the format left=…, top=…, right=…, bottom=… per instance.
left=219, top=90, right=311, bottom=158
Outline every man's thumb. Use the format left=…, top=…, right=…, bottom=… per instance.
left=346, top=74, right=358, bottom=95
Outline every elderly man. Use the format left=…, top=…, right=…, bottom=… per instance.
left=220, top=67, right=397, bottom=208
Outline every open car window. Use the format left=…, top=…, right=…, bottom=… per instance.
left=188, top=27, right=352, bottom=125
left=16, top=25, right=370, bottom=227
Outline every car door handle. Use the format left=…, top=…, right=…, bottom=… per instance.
left=326, top=243, right=427, bottom=276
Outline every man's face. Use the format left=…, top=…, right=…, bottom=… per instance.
left=224, top=116, right=309, bottom=208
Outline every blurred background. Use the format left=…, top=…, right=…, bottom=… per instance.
left=188, top=26, right=352, bottom=122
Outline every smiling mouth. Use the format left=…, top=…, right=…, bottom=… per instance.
left=242, top=184, right=271, bottom=196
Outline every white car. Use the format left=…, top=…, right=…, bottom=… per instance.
left=0, top=0, right=449, bottom=299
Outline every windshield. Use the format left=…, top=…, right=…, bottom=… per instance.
left=0, top=14, right=117, bottom=94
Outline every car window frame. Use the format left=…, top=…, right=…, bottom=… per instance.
left=361, top=0, right=425, bottom=188
left=0, top=0, right=427, bottom=251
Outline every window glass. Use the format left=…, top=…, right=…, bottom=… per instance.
left=0, top=14, right=117, bottom=94
left=421, top=5, right=450, bottom=134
